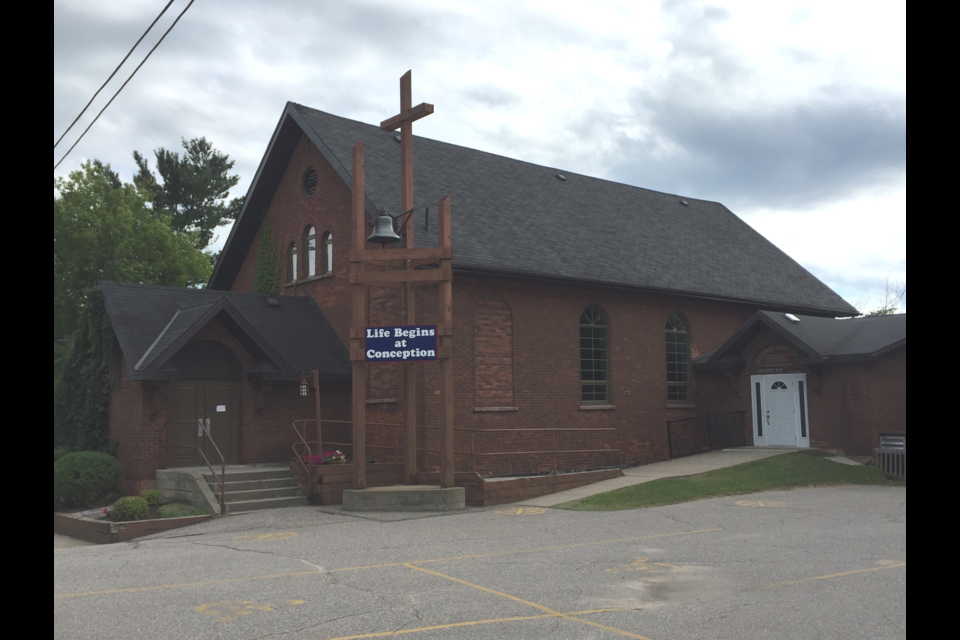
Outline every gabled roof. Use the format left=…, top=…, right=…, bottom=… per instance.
left=694, top=311, right=906, bottom=369
left=99, top=281, right=350, bottom=382
left=211, top=103, right=858, bottom=317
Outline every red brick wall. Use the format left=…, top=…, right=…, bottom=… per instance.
left=109, top=357, right=167, bottom=494
left=220, top=133, right=829, bottom=475
left=109, top=316, right=353, bottom=485
left=699, top=327, right=907, bottom=456
left=474, top=297, right=514, bottom=408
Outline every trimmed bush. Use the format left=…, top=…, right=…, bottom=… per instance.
left=112, top=496, right=149, bottom=521
left=54, top=447, right=69, bottom=463
left=54, top=452, right=124, bottom=511
left=158, top=503, right=207, bottom=519
left=141, top=489, right=163, bottom=506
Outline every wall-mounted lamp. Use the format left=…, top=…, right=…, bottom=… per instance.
left=299, top=373, right=310, bottom=397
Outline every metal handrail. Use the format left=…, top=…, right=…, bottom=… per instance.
left=291, top=421, right=314, bottom=480
left=294, top=419, right=622, bottom=475
left=666, top=410, right=746, bottom=459
left=164, top=419, right=226, bottom=515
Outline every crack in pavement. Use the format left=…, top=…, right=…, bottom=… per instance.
left=247, top=609, right=382, bottom=640
left=192, top=542, right=290, bottom=559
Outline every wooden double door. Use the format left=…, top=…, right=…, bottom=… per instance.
left=166, top=380, right=241, bottom=468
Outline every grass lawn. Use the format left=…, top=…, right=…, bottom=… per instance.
left=554, top=453, right=905, bottom=511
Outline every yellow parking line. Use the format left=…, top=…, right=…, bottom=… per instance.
left=318, top=609, right=622, bottom=640
left=54, top=528, right=721, bottom=600
left=763, top=562, right=906, bottom=590
left=406, top=564, right=657, bottom=640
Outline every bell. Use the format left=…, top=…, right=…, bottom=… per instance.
left=367, top=213, right=402, bottom=245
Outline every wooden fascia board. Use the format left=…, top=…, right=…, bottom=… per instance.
left=139, top=299, right=293, bottom=379
left=138, top=302, right=226, bottom=376
left=134, top=309, right=186, bottom=372
left=210, top=301, right=296, bottom=378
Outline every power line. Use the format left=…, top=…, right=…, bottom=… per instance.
left=54, top=0, right=175, bottom=150
left=54, top=0, right=196, bottom=171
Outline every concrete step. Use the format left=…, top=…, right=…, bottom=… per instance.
left=225, top=496, right=309, bottom=514
left=203, top=468, right=293, bottom=483
left=207, top=477, right=300, bottom=492
left=222, top=487, right=303, bottom=502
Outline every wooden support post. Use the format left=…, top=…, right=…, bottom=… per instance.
left=312, top=369, right=322, bottom=453
left=437, top=195, right=455, bottom=488
left=351, top=141, right=368, bottom=490
left=400, top=71, right=419, bottom=485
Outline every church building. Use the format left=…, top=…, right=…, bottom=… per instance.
left=100, top=101, right=905, bottom=501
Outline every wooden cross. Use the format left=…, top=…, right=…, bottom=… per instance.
left=380, top=70, right=434, bottom=248
left=351, top=72, right=453, bottom=492
left=380, top=71, right=434, bottom=485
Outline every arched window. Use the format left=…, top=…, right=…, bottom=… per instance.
left=666, top=314, right=689, bottom=401
left=287, top=242, right=298, bottom=283
left=304, top=226, right=317, bottom=277
left=580, top=306, right=608, bottom=404
left=321, top=231, right=333, bottom=275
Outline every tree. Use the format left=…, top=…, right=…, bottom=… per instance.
left=867, top=278, right=906, bottom=316
left=134, top=137, right=244, bottom=249
left=54, top=161, right=212, bottom=343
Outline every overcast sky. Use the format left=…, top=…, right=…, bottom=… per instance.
left=54, top=0, right=906, bottom=313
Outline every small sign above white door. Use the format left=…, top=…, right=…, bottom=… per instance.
left=216, top=405, right=227, bottom=413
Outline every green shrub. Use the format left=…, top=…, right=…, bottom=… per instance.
left=141, top=489, right=163, bottom=506
left=53, top=452, right=125, bottom=511
left=54, top=447, right=69, bottom=463
left=112, top=496, right=149, bottom=521
left=158, top=503, right=207, bottom=519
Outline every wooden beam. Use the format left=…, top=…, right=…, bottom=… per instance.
left=351, top=266, right=451, bottom=284
left=437, top=195, right=455, bottom=488
left=401, top=71, right=418, bottom=487
left=312, top=369, right=323, bottom=458
left=379, top=103, right=435, bottom=131
left=351, top=141, right=367, bottom=490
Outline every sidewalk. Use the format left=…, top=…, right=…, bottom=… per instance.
left=514, top=448, right=796, bottom=507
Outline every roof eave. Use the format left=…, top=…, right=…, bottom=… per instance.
left=452, top=265, right=857, bottom=318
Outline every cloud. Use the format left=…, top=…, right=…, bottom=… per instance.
left=603, top=90, right=906, bottom=209
left=54, top=0, right=906, bottom=307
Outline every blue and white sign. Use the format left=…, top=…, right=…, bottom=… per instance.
left=365, top=325, right=438, bottom=362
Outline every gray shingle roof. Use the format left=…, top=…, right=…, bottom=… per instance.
left=695, top=311, right=906, bottom=368
left=211, top=103, right=857, bottom=316
left=99, top=281, right=350, bottom=382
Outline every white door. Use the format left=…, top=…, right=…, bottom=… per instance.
left=751, top=374, right=810, bottom=447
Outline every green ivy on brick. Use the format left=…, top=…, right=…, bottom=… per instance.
left=54, top=290, right=119, bottom=453
left=252, top=213, right=282, bottom=295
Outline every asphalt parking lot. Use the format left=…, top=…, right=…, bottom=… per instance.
left=54, top=485, right=906, bottom=640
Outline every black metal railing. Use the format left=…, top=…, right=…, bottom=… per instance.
left=875, top=433, right=906, bottom=479
left=667, top=411, right=747, bottom=459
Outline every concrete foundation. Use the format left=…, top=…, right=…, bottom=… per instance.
left=342, top=485, right=466, bottom=512
left=155, top=469, right=220, bottom=514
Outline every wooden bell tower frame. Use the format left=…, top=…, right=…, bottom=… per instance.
left=349, top=71, right=455, bottom=490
